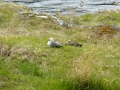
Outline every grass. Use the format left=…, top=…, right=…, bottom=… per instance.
left=0, top=2, right=120, bottom=90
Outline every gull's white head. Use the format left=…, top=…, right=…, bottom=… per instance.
left=49, top=38, right=54, bottom=42
left=47, top=38, right=54, bottom=47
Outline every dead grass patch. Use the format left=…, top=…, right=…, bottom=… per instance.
left=92, top=25, right=120, bottom=39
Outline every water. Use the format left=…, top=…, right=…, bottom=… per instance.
left=3, top=0, right=120, bottom=16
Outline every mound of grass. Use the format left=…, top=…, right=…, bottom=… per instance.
left=0, top=2, right=120, bottom=90
left=73, top=10, right=120, bottom=26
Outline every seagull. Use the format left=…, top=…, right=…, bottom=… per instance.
left=47, top=38, right=63, bottom=48
left=65, top=40, right=82, bottom=47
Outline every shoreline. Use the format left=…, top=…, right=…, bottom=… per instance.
left=2, top=0, right=120, bottom=16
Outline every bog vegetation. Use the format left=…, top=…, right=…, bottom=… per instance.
left=0, top=2, right=120, bottom=90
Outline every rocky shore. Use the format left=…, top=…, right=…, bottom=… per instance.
left=2, top=0, right=120, bottom=16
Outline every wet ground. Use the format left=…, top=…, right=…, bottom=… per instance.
left=3, top=0, right=120, bottom=16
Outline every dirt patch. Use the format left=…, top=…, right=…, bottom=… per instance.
left=0, top=44, right=36, bottom=60
left=92, top=25, right=120, bottom=39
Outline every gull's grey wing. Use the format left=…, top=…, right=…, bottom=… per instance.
left=53, top=42, right=63, bottom=48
